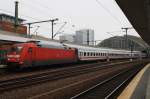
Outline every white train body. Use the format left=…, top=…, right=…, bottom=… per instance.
left=65, top=43, right=145, bottom=61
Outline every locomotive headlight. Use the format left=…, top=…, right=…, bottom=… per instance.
left=7, top=55, right=20, bottom=58
left=15, top=55, right=20, bottom=58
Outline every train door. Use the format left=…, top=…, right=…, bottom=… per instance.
left=75, top=48, right=79, bottom=61
left=28, top=47, right=34, bottom=66
left=106, top=52, right=110, bottom=62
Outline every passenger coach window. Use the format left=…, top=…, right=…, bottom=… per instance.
left=84, top=52, right=86, bottom=56
left=80, top=52, right=81, bottom=56
left=87, top=52, right=89, bottom=56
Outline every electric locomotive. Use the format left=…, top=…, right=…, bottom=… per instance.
left=7, top=41, right=78, bottom=68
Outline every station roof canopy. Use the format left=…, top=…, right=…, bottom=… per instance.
left=0, top=34, right=29, bottom=45
left=115, top=0, right=150, bottom=45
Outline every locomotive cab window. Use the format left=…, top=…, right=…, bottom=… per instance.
left=10, top=46, right=23, bottom=54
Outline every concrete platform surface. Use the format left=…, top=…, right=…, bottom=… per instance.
left=118, top=63, right=150, bottom=99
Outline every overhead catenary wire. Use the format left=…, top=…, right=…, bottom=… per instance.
left=0, top=8, right=40, bottom=21
left=55, top=22, right=67, bottom=35
left=32, top=0, right=52, bottom=11
left=95, top=0, right=123, bottom=26
left=20, top=1, right=52, bottom=18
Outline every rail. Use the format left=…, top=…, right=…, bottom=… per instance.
left=0, top=60, right=132, bottom=92
left=70, top=64, right=144, bottom=99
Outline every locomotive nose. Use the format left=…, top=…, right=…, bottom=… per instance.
left=7, top=55, right=21, bottom=62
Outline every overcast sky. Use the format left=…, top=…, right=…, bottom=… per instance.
left=0, top=0, right=140, bottom=41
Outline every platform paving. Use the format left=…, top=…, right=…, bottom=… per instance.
left=118, top=63, right=150, bottom=99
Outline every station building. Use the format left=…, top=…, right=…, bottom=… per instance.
left=0, top=13, right=27, bottom=35
left=0, top=14, right=26, bottom=49
left=98, top=35, right=150, bottom=52
left=0, top=13, right=53, bottom=47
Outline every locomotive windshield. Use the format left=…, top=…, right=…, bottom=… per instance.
left=10, top=46, right=23, bottom=54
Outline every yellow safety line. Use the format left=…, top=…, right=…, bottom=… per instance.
left=117, top=63, right=150, bottom=99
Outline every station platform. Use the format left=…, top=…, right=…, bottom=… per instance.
left=118, top=63, right=150, bottom=99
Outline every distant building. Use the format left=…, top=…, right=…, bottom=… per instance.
left=0, top=13, right=27, bottom=35
left=98, top=35, right=149, bottom=51
left=75, top=29, right=94, bottom=46
left=59, top=34, right=75, bottom=43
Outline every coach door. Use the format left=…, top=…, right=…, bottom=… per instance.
left=75, top=48, right=79, bottom=60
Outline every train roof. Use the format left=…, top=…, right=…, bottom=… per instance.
left=64, top=43, right=133, bottom=53
left=27, top=39, right=141, bottom=54
left=38, top=40, right=65, bottom=49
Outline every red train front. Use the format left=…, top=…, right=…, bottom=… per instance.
left=7, top=42, right=78, bottom=68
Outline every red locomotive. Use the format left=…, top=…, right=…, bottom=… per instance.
left=7, top=41, right=78, bottom=68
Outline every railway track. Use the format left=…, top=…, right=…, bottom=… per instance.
left=26, top=61, right=148, bottom=99
left=0, top=59, right=126, bottom=80
left=0, top=60, right=132, bottom=92
left=70, top=63, right=144, bottom=99
left=0, top=60, right=148, bottom=99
